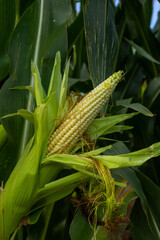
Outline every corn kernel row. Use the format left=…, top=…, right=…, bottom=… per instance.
left=47, top=71, right=123, bottom=155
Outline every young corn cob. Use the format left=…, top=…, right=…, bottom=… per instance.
left=47, top=71, right=123, bottom=155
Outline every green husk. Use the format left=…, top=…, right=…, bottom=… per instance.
left=0, top=124, right=8, bottom=150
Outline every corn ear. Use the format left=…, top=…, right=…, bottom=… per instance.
left=47, top=71, right=123, bottom=155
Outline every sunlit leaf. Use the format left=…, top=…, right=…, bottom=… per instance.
left=1, top=109, right=34, bottom=124
left=95, top=142, right=160, bottom=169
left=58, top=59, right=70, bottom=118
left=87, top=113, right=137, bottom=140
left=31, top=61, right=46, bottom=106
left=31, top=172, right=88, bottom=212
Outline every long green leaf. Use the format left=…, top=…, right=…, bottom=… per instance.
left=131, top=200, right=156, bottom=240
left=113, top=168, right=148, bottom=212
left=135, top=170, right=160, bottom=239
left=0, top=103, right=49, bottom=239
left=31, top=172, right=88, bottom=212
left=58, top=59, right=70, bottom=118
left=31, top=61, right=46, bottom=106
left=116, top=101, right=154, bottom=117
left=0, top=0, right=16, bottom=80
left=95, top=142, right=160, bottom=169
left=86, top=112, right=137, bottom=140
left=46, top=51, right=61, bottom=128
left=84, top=0, right=118, bottom=87
left=115, top=168, right=160, bottom=239
left=124, top=0, right=159, bottom=76
left=43, top=143, right=160, bottom=174
left=126, top=39, right=160, bottom=64
left=1, top=109, right=34, bottom=124
left=47, top=51, right=61, bottom=97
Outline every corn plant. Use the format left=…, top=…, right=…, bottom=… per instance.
left=0, top=52, right=160, bottom=240
left=1, top=0, right=160, bottom=239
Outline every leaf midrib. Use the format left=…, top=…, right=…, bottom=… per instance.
left=19, top=0, right=44, bottom=157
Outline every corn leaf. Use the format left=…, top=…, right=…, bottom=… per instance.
left=18, top=109, right=34, bottom=123
left=28, top=209, right=43, bottom=225
left=70, top=210, right=94, bottom=240
left=126, top=39, right=160, bottom=65
left=114, top=167, right=160, bottom=239
left=58, top=59, right=70, bottom=118
left=0, top=104, right=48, bottom=239
left=31, top=61, right=46, bottom=106
left=0, top=0, right=16, bottom=81
left=102, top=141, right=130, bottom=155
left=104, top=125, right=133, bottom=134
left=135, top=170, right=160, bottom=239
left=81, top=145, right=112, bottom=157
left=43, top=92, right=58, bottom=134
left=95, top=142, right=160, bottom=169
left=43, top=154, right=90, bottom=171
left=0, top=124, right=8, bottom=151
left=116, top=102, right=154, bottom=117
left=1, top=109, right=34, bottom=124
left=84, top=0, right=118, bottom=87
left=43, top=143, right=160, bottom=176
left=46, top=52, right=61, bottom=128
left=31, top=172, right=88, bottom=212
left=144, top=77, right=160, bottom=108
left=87, top=112, right=138, bottom=140
left=112, top=168, right=147, bottom=211
left=39, top=162, right=62, bottom=188
left=131, top=201, right=156, bottom=240
left=0, top=136, right=35, bottom=239
left=43, top=154, right=100, bottom=180
left=124, top=0, right=159, bottom=76
left=68, top=77, right=89, bottom=89
left=47, top=51, right=61, bottom=97
left=10, top=85, right=35, bottom=97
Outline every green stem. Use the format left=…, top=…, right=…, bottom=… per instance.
left=41, top=204, right=55, bottom=240
left=10, top=226, right=21, bottom=240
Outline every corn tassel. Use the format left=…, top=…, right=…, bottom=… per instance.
left=47, top=71, right=123, bottom=155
